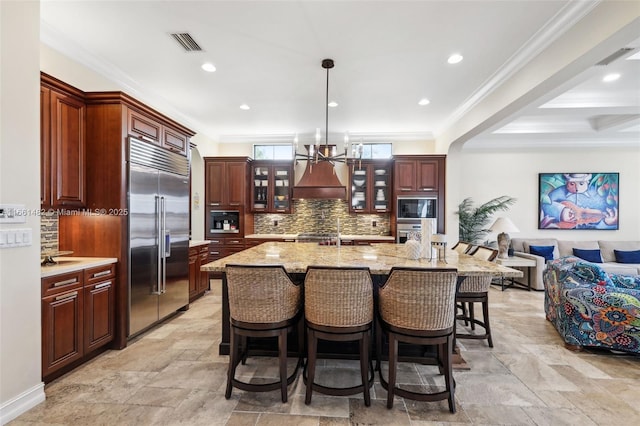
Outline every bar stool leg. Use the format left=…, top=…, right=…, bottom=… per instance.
left=387, top=333, right=397, bottom=409
left=305, top=328, right=317, bottom=405
left=360, top=331, right=371, bottom=406
left=277, top=329, right=288, bottom=403
left=225, top=328, right=239, bottom=399
left=483, top=300, right=493, bottom=348
left=445, top=336, right=456, bottom=413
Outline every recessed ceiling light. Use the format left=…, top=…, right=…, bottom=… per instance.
left=602, top=73, right=620, bottom=82
left=447, top=53, right=463, bottom=64
left=239, top=104, right=250, bottom=110
left=418, top=98, right=430, bottom=106
left=328, top=101, right=338, bottom=107
left=201, top=62, right=216, bottom=72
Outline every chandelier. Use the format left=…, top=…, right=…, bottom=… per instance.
left=293, top=59, right=363, bottom=167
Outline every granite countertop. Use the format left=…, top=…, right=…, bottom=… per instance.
left=189, top=240, right=211, bottom=247
left=245, top=233, right=394, bottom=241
left=41, top=256, right=118, bottom=278
left=202, top=241, right=522, bottom=277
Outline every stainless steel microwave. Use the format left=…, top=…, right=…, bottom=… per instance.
left=397, top=196, right=437, bottom=221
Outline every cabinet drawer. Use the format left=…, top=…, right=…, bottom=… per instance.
left=225, top=238, right=245, bottom=247
left=84, top=263, right=116, bottom=286
left=207, top=238, right=225, bottom=248
left=42, top=270, right=83, bottom=297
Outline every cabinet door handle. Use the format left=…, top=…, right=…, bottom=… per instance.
left=92, top=270, right=111, bottom=278
left=53, top=278, right=78, bottom=287
left=55, top=291, right=78, bottom=301
left=210, top=251, right=220, bottom=255
left=94, top=281, right=112, bottom=290
left=139, top=134, right=157, bottom=143
left=209, top=202, right=220, bottom=206
left=400, top=187, right=412, bottom=191
left=421, top=187, right=435, bottom=191
left=228, top=240, right=240, bottom=244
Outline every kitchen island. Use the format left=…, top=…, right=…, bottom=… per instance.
left=202, top=242, right=522, bottom=359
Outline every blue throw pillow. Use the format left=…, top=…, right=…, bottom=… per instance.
left=614, top=249, right=640, bottom=264
left=572, top=248, right=602, bottom=263
left=529, top=245, right=555, bottom=262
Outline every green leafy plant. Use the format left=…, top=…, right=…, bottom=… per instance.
left=456, top=196, right=516, bottom=244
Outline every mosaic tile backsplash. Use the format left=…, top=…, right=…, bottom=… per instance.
left=41, top=211, right=59, bottom=253
left=253, top=199, right=391, bottom=235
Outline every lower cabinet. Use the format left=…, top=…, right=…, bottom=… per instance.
left=41, top=262, right=116, bottom=382
left=189, top=242, right=211, bottom=302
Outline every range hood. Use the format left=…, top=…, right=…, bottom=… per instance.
left=292, top=160, right=346, bottom=200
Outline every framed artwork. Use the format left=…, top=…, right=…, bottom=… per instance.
left=538, top=172, right=619, bottom=230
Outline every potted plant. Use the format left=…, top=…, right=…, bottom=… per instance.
left=456, top=196, right=516, bottom=244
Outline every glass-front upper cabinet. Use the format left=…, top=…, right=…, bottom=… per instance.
left=251, top=161, right=293, bottom=213
left=349, top=160, right=392, bottom=214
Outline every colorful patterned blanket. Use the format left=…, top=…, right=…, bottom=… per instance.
left=544, top=256, right=640, bottom=354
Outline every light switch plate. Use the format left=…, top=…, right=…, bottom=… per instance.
left=0, top=228, right=32, bottom=248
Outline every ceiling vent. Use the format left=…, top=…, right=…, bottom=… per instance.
left=595, top=47, right=635, bottom=66
left=170, top=33, right=203, bottom=52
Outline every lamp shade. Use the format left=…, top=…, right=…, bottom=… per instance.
left=431, top=234, right=447, bottom=243
left=489, top=217, right=519, bottom=234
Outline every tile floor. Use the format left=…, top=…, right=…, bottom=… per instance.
left=11, top=280, right=640, bottom=425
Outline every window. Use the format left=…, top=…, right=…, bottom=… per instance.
left=253, top=144, right=294, bottom=160
left=355, top=143, right=392, bottom=159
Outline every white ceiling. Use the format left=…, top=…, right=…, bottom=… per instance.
left=40, top=1, right=640, bottom=150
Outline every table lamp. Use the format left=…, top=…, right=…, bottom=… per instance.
left=489, top=217, right=519, bottom=259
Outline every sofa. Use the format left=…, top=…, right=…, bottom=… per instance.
left=544, top=256, right=640, bottom=354
left=510, top=238, right=640, bottom=291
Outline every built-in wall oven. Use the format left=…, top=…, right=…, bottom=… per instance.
left=396, top=196, right=438, bottom=243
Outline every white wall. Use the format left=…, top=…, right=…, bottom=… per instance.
left=446, top=145, right=640, bottom=243
left=0, top=1, right=46, bottom=423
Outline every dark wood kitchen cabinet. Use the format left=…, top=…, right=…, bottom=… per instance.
left=40, top=74, right=86, bottom=208
left=204, top=157, right=250, bottom=207
left=127, top=107, right=189, bottom=156
left=42, top=262, right=117, bottom=382
left=83, top=263, right=116, bottom=353
left=349, top=160, right=392, bottom=214
left=189, top=242, right=211, bottom=302
left=41, top=271, right=84, bottom=379
left=250, top=161, right=293, bottom=213
left=393, top=155, right=444, bottom=194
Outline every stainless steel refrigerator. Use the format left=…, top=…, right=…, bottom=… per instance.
left=128, top=137, right=190, bottom=337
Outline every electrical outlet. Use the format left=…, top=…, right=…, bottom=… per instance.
left=274, top=220, right=278, bottom=227
left=372, top=220, right=377, bottom=227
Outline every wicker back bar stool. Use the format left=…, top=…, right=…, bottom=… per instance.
left=224, top=264, right=303, bottom=403
left=377, top=267, right=458, bottom=412
left=456, top=247, right=498, bottom=347
left=303, top=266, right=375, bottom=406
left=452, top=241, right=472, bottom=254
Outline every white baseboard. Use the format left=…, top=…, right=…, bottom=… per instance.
left=0, top=382, right=45, bottom=425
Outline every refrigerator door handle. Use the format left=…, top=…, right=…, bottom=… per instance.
left=161, top=196, right=167, bottom=294
left=152, top=195, right=162, bottom=295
